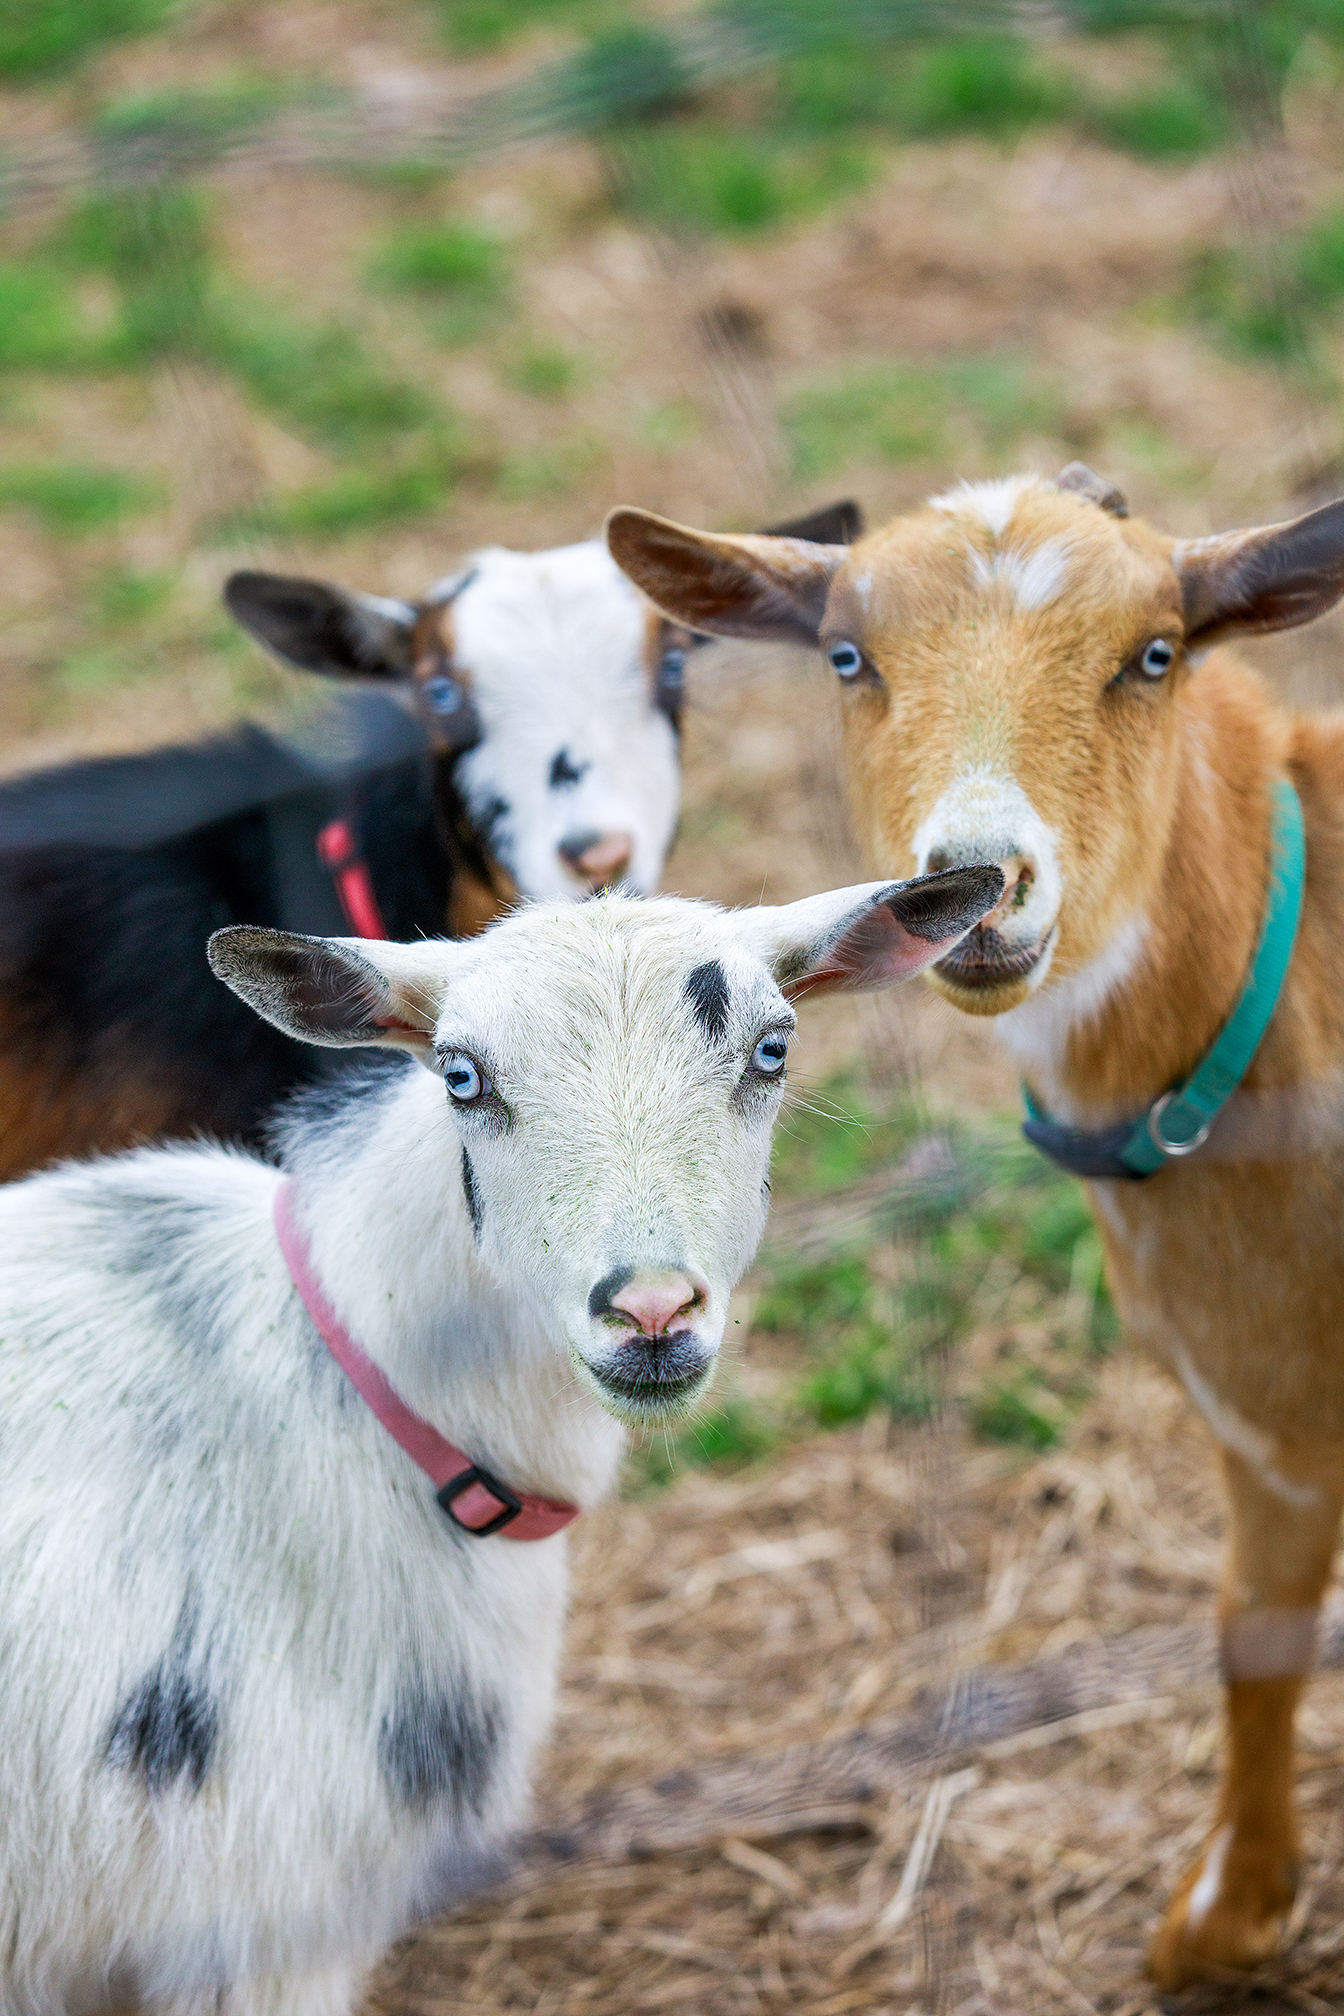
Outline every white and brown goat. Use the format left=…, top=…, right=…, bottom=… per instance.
left=610, top=470, right=1344, bottom=1988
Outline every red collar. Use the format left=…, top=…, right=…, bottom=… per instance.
left=273, top=1182, right=581, bottom=1541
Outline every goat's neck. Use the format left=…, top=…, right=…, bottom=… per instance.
left=1000, top=661, right=1290, bottom=1127
left=287, top=1071, right=624, bottom=1508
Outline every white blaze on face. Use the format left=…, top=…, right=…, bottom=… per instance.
left=912, top=768, right=1063, bottom=968
left=449, top=541, right=681, bottom=901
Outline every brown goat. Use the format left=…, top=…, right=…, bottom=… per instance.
left=608, top=470, right=1344, bottom=1988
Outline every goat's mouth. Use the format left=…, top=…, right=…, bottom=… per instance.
left=583, top=1332, right=715, bottom=1421
left=931, top=925, right=1054, bottom=1013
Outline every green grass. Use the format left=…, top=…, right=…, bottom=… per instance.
left=1189, top=204, right=1344, bottom=361
left=607, top=122, right=871, bottom=236
left=0, top=264, right=107, bottom=370
left=783, top=354, right=1059, bottom=480
left=370, top=223, right=511, bottom=344
left=91, top=79, right=311, bottom=158
left=0, top=464, right=158, bottom=532
left=222, top=450, right=461, bottom=538
left=432, top=0, right=619, bottom=54
left=777, top=34, right=1071, bottom=141
left=505, top=343, right=582, bottom=398
left=631, top=1086, right=1119, bottom=1487
left=0, top=0, right=171, bottom=77
left=92, top=565, right=176, bottom=624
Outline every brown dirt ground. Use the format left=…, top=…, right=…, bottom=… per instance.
left=8, top=10, right=1344, bottom=2010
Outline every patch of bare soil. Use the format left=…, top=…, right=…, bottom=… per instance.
left=366, top=1351, right=1344, bottom=2015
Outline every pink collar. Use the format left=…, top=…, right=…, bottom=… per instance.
left=273, top=1182, right=580, bottom=1541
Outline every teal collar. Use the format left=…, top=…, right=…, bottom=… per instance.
left=1022, top=777, right=1306, bottom=1181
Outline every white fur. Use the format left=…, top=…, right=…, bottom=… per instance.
left=928, top=475, right=1044, bottom=539
left=1186, top=1824, right=1233, bottom=1930
left=448, top=542, right=679, bottom=901
left=997, top=913, right=1150, bottom=1117
left=912, top=768, right=1063, bottom=972
left=970, top=540, right=1071, bottom=613
left=1174, top=1348, right=1321, bottom=1509
left=0, top=879, right=966, bottom=2016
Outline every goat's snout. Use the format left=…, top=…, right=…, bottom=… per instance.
left=560, top=830, right=634, bottom=889
left=591, top=1268, right=707, bottom=1341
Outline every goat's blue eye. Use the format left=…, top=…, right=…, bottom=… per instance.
left=750, top=1032, right=789, bottom=1078
left=424, top=675, right=465, bottom=715
left=1138, top=639, right=1175, bottom=679
left=827, top=641, right=864, bottom=681
left=444, top=1053, right=491, bottom=1103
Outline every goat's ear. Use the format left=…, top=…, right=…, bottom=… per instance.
left=223, top=571, right=417, bottom=681
left=761, top=498, right=863, bottom=545
left=734, top=867, right=1004, bottom=1000
left=605, top=508, right=845, bottom=646
left=208, top=927, right=444, bottom=1056
left=1175, top=497, right=1344, bottom=646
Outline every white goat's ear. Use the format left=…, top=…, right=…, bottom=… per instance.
left=208, top=928, right=444, bottom=1054
left=734, top=868, right=1004, bottom=1000
left=1175, top=497, right=1344, bottom=646
left=605, top=508, right=846, bottom=646
left=223, top=571, right=417, bottom=681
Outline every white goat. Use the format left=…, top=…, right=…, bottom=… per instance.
left=0, top=866, right=997, bottom=2016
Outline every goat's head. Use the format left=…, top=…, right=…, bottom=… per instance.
left=608, top=473, right=1344, bottom=1017
left=209, top=863, right=1000, bottom=1424
left=224, top=507, right=859, bottom=917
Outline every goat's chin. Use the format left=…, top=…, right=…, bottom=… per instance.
left=570, top=1337, right=718, bottom=1426
left=926, top=924, right=1055, bottom=1017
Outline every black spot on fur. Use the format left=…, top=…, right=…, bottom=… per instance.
left=684, top=960, right=730, bottom=1046
left=549, top=748, right=588, bottom=789
left=105, top=1600, right=218, bottom=1797
left=588, top=1266, right=635, bottom=1322
left=94, top=1188, right=232, bottom=1358
left=379, top=1680, right=501, bottom=1814
left=461, top=1146, right=482, bottom=1239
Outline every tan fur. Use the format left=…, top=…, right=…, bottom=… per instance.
left=608, top=477, right=1344, bottom=1987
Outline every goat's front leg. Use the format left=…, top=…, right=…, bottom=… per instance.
left=1149, top=1442, right=1344, bottom=1990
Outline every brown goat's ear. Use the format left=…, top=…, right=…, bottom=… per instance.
left=1055, top=463, right=1128, bottom=518
left=605, top=509, right=846, bottom=646
left=1176, top=497, right=1344, bottom=645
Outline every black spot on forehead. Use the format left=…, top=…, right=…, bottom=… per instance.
left=684, top=960, right=730, bottom=1046
left=549, top=748, right=588, bottom=789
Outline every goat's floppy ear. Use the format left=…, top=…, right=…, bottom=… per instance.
left=208, top=927, right=444, bottom=1055
left=224, top=571, right=417, bottom=681
left=1175, top=497, right=1344, bottom=646
left=605, top=508, right=846, bottom=646
left=734, top=867, right=1004, bottom=1000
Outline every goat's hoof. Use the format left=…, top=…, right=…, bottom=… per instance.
left=1147, top=1827, right=1298, bottom=1990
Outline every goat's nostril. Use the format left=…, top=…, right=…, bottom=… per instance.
left=560, top=830, right=634, bottom=888
left=605, top=1271, right=705, bottom=1340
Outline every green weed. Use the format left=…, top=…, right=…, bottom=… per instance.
left=776, top=34, right=1069, bottom=140
left=969, top=1373, right=1062, bottom=1450
left=224, top=452, right=459, bottom=538
left=215, top=309, right=432, bottom=449
left=506, top=343, right=581, bottom=398
left=93, top=565, right=175, bottom=623
left=1189, top=204, right=1344, bottom=361
left=1087, top=79, right=1228, bottom=158
left=372, top=223, right=507, bottom=295
left=0, top=464, right=158, bottom=532
left=0, top=0, right=170, bottom=77
left=433, top=0, right=616, bottom=54
left=0, top=264, right=102, bottom=370
left=608, top=123, right=870, bottom=236
left=629, top=1395, right=778, bottom=1489
left=783, top=354, right=1058, bottom=480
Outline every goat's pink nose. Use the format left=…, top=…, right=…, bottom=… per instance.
left=608, top=1271, right=705, bottom=1339
left=561, top=831, right=634, bottom=887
